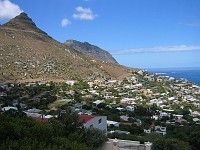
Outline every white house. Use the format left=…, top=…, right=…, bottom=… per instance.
left=160, top=112, right=170, bottom=117
left=66, top=80, right=76, bottom=86
left=120, top=116, right=129, bottom=121
left=2, top=106, right=17, bottom=112
left=107, top=120, right=120, bottom=127
left=93, top=100, right=104, bottom=106
left=138, top=70, right=144, bottom=75
left=144, top=129, right=151, bottom=134
left=155, top=126, right=167, bottom=135
left=79, top=114, right=107, bottom=134
left=108, top=80, right=117, bottom=84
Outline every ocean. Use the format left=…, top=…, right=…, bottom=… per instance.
left=146, top=67, right=200, bottom=85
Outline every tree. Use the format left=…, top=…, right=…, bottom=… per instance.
left=130, top=124, right=144, bottom=135
left=6, top=109, right=27, bottom=117
left=83, top=128, right=107, bottom=148
left=189, top=131, right=200, bottom=150
left=57, top=112, right=84, bottom=136
left=153, top=139, right=191, bottom=150
left=0, top=114, right=91, bottom=150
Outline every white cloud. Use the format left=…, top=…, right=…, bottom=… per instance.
left=72, top=6, right=97, bottom=20
left=111, top=45, right=200, bottom=55
left=61, top=18, right=71, bottom=27
left=0, top=0, right=23, bottom=20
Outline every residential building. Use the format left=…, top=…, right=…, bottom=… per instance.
left=107, top=120, right=119, bottom=127
left=79, top=114, right=107, bottom=133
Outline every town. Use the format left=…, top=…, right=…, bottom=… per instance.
left=1, top=70, right=200, bottom=149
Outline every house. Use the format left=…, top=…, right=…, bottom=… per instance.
left=191, top=111, right=200, bottom=117
left=109, top=130, right=130, bottom=135
left=138, top=70, right=144, bottom=75
left=144, top=129, right=151, bottom=134
left=118, top=93, right=128, bottom=98
left=0, top=92, right=7, bottom=97
left=107, top=120, right=119, bottom=127
left=66, top=80, right=76, bottom=86
left=87, top=82, right=94, bottom=88
left=0, top=82, right=9, bottom=90
left=155, top=126, right=167, bottom=135
left=125, top=106, right=134, bottom=111
left=128, top=76, right=138, bottom=83
left=152, top=115, right=159, bottom=120
left=120, top=98, right=135, bottom=104
left=174, top=114, right=183, bottom=119
left=176, top=118, right=188, bottom=124
left=116, top=107, right=124, bottom=111
left=150, top=99, right=159, bottom=105
left=133, top=122, right=141, bottom=127
left=107, top=80, right=117, bottom=84
left=71, top=103, right=92, bottom=115
left=96, top=139, right=152, bottom=150
left=93, top=100, right=104, bottom=106
left=27, top=108, right=42, bottom=113
left=2, top=106, right=17, bottom=111
left=13, top=103, right=27, bottom=109
left=89, top=90, right=99, bottom=95
left=120, top=116, right=129, bottom=121
left=79, top=114, right=107, bottom=133
left=160, top=112, right=170, bottom=117
left=145, top=75, right=155, bottom=82
left=168, top=97, right=175, bottom=101
left=193, top=118, right=200, bottom=122
left=157, top=77, right=163, bottom=82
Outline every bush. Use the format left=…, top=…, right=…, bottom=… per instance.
left=83, top=128, right=107, bottom=148
left=153, top=138, right=191, bottom=150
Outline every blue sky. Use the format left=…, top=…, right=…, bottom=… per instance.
left=0, top=0, right=200, bottom=69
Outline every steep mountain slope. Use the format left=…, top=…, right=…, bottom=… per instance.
left=0, top=13, right=136, bottom=82
left=64, top=40, right=118, bottom=64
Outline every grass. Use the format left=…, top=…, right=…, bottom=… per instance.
left=49, top=100, right=68, bottom=108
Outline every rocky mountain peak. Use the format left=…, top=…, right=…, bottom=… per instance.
left=2, top=12, right=47, bottom=35
left=64, top=40, right=118, bottom=64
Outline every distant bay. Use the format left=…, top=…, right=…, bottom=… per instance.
left=146, top=67, right=200, bottom=85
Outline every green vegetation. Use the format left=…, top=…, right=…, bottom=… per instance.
left=0, top=112, right=107, bottom=150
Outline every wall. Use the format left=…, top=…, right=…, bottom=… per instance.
left=85, top=116, right=107, bottom=133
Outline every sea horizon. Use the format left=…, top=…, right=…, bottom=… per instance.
left=145, top=67, right=200, bottom=85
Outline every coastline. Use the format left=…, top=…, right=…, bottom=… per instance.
left=146, top=67, right=200, bottom=85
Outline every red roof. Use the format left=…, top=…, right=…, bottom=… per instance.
left=79, top=114, right=96, bottom=122
left=134, top=122, right=141, bottom=126
left=176, top=118, right=187, bottom=123
left=32, top=117, right=49, bottom=122
left=120, top=122, right=141, bottom=126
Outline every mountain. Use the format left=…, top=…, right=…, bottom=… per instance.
left=64, top=40, right=118, bottom=64
left=2, top=12, right=47, bottom=35
left=0, top=13, right=136, bottom=82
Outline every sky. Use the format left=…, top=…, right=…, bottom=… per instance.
left=0, top=0, right=200, bottom=69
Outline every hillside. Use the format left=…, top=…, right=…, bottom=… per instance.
left=64, top=40, right=118, bottom=64
left=0, top=13, right=136, bottom=82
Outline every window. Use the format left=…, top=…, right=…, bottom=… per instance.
left=90, top=124, right=93, bottom=128
left=99, top=118, right=102, bottom=124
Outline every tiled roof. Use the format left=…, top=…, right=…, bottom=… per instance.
left=79, top=114, right=96, bottom=122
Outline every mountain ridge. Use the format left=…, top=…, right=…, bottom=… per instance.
left=64, top=39, right=118, bottom=64
left=0, top=12, right=136, bottom=82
